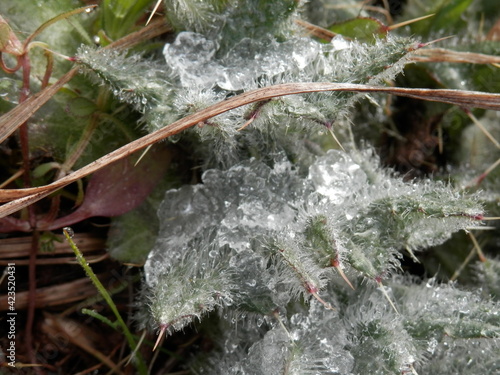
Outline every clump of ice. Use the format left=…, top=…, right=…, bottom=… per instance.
left=163, top=31, right=320, bottom=91
left=146, top=148, right=482, bottom=287
left=144, top=156, right=313, bottom=286
left=308, top=150, right=366, bottom=205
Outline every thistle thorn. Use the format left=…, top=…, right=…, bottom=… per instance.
left=153, top=324, right=167, bottom=351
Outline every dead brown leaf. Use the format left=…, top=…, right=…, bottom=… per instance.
left=0, top=232, right=105, bottom=259
left=40, top=313, right=125, bottom=375
left=0, top=275, right=102, bottom=310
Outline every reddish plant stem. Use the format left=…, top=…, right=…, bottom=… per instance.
left=0, top=52, right=22, bottom=73
left=19, top=54, right=32, bottom=195
left=41, top=51, right=54, bottom=89
left=19, top=53, right=44, bottom=375
left=26, top=231, right=42, bottom=373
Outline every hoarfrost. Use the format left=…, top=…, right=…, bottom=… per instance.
left=308, top=150, right=365, bottom=204
left=163, top=32, right=320, bottom=91
left=145, top=149, right=482, bottom=290
left=144, top=156, right=311, bottom=286
left=140, top=147, right=489, bottom=372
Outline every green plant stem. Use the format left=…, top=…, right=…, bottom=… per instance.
left=23, top=5, right=98, bottom=47
left=58, top=87, right=110, bottom=177
left=82, top=308, right=119, bottom=329
left=63, top=227, right=148, bottom=374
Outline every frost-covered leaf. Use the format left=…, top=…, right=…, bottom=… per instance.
left=303, top=150, right=483, bottom=279
left=76, top=46, right=176, bottom=117
left=340, top=277, right=500, bottom=375
left=197, top=301, right=354, bottom=375
left=195, top=275, right=500, bottom=375
left=395, top=278, right=500, bottom=340
left=147, top=239, right=236, bottom=335
left=143, top=148, right=484, bottom=349
left=163, top=0, right=228, bottom=34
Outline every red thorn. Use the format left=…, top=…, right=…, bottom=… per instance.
left=153, top=324, right=168, bottom=351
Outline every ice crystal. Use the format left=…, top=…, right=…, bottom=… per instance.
left=144, top=149, right=484, bottom=347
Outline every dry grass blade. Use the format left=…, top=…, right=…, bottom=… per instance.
left=1, top=82, right=500, bottom=217
left=104, top=17, right=171, bottom=51
left=0, top=233, right=104, bottom=258
left=41, top=313, right=125, bottom=375
left=0, top=67, right=78, bottom=144
left=0, top=276, right=103, bottom=310
left=295, top=19, right=336, bottom=41
left=0, top=18, right=171, bottom=144
left=146, top=0, right=163, bottom=26
left=466, top=110, right=500, bottom=149
left=411, top=48, right=500, bottom=64
left=387, top=13, right=434, bottom=31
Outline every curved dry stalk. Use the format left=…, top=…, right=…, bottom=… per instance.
left=146, top=0, right=163, bottom=26
left=465, top=110, right=500, bottom=149
left=334, top=265, right=355, bottom=290
left=0, top=66, right=79, bottom=144
left=472, top=157, right=500, bottom=186
left=387, top=14, right=435, bottom=31
left=376, top=280, right=399, bottom=315
left=411, top=48, right=500, bottom=64
left=2, top=83, right=500, bottom=217
left=295, top=19, right=337, bottom=41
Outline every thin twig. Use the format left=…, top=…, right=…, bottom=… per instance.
left=2, top=83, right=500, bottom=218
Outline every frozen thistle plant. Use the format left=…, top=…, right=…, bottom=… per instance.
left=76, top=0, right=416, bottom=167
left=140, top=150, right=497, bottom=374
left=2, top=0, right=500, bottom=373
left=72, top=0, right=500, bottom=373
left=147, top=236, right=236, bottom=338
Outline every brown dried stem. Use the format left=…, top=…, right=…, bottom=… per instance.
left=2, top=82, right=500, bottom=217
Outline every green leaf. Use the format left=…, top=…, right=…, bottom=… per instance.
left=410, top=0, right=474, bottom=36
left=66, top=97, right=98, bottom=118
left=329, top=17, right=387, bottom=43
left=101, top=0, right=154, bottom=40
